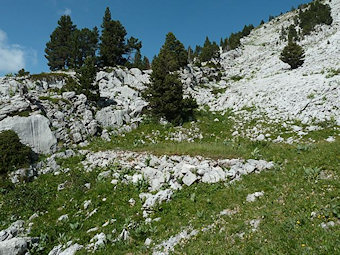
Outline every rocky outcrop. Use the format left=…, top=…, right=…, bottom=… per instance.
left=0, top=238, right=31, bottom=255
left=0, top=67, right=150, bottom=150
left=82, top=150, right=275, bottom=218
left=0, top=221, right=35, bottom=255
left=0, top=114, right=57, bottom=154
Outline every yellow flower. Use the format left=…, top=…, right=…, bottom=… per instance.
left=297, top=220, right=300, bottom=224
left=301, top=244, right=306, bottom=247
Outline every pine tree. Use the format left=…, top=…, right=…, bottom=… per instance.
left=70, top=27, right=99, bottom=69
left=76, top=57, right=99, bottom=102
left=45, top=15, right=76, bottom=71
left=158, top=32, right=188, bottom=73
left=241, top=24, right=254, bottom=37
left=99, top=7, right=141, bottom=67
left=193, top=45, right=202, bottom=58
left=187, top=46, right=194, bottom=63
left=221, top=38, right=229, bottom=51
left=99, top=7, right=127, bottom=66
left=299, top=0, right=333, bottom=35
left=287, top=25, right=298, bottom=42
left=132, top=50, right=143, bottom=69
left=142, top=56, right=150, bottom=70
left=280, top=41, right=305, bottom=69
left=229, top=32, right=242, bottom=50
left=143, top=32, right=197, bottom=124
left=199, top=37, right=219, bottom=62
left=126, top=36, right=142, bottom=63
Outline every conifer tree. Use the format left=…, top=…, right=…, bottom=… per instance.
left=287, top=24, right=298, bottom=42
left=229, top=32, right=242, bottom=50
left=45, top=15, right=76, bottom=70
left=132, top=50, right=143, bottom=69
left=142, top=56, right=150, bottom=70
left=143, top=32, right=197, bottom=124
left=241, top=24, right=254, bottom=37
left=280, top=41, right=305, bottom=69
left=193, top=45, right=202, bottom=59
left=99, top=7, right=127, bottom=66
left=199, top=37, right=219, bottom=62
left=187, top=46, right=194, bottom=63
left=99, top=7, right=141, bottom=67
left=70, top=27, right=99, bottom=69
left=299, top=0, right=332, bottom=35
left=76, top=57, right=99, bottom=102
left=126, top=37, right=142, bottom=63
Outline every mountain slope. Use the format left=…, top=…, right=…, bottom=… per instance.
left=189, top=0, right=340, bottom=126
left=0, top=1, right=339, bottom=255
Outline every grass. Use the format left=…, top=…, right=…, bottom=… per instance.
left=0, top=111, right=339, bottom=254
left=230, top=75, right=244, bottom=82
left=211, top=86, right=227, bottom=95
left=30, top=72, right=69, bottom=82
left=326, top=68, right=340, bottom=78
left=39, top=96, right=70, bottom=105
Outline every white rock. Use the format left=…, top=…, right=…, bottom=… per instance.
left=128, top=198, right=136, bottom=206
left=232, top=131, right=239, bottom=136
left=249, top=219, right=261, bottom=232
left=0, top=115, right=57, bottom=154
left=256, top=134, right=265, bottom=141
left=58, top=214, right=69, bottom=222
left=320, top=221, right=335, bottom=229
left=87, top=227, right=98, bottom=233
left=83, top=200, right=91, bottom=210
left=110, top=179, right=118, bottom=185
left=140, top=189, right=173, bottom=210
left=0, top=237, right=30, bottom=255
left=326, top=136, right=335, bottom=143
left=90, top=233, right=106, bottom=250
left=118, top=229, right=129, bottom=241
left=59, top=244, right=83, bottom=255
left=246, top=191, right=264, bottom=202
left=182, top=171, right=197, bottom=186
left=145, top=238, right=152, bottom=246
left=202, top=167, right=226, bottom=183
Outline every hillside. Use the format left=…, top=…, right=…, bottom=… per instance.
left=0, top=0, right=339, bottom=254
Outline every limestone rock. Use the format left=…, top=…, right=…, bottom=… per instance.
left=246, top=191, right=264, bottom=202
left=182, top=171, right=197, bottom=186
left=95, top=107, right=130, bottom=128
left=0, top=237, right=30, bottom=255
left=0, top=114, right=57, bottom=154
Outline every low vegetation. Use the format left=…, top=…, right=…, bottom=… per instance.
left=0, top=111, right=338, bottom=254
left=0, top=130, right=35, bottom=175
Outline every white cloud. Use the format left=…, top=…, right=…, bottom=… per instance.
left=0, top=29, right=25, bottom=73
left=62, top=8, right=72, bottom=16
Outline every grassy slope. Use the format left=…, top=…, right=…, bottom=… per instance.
left=0, top=111, right=339, bottom=254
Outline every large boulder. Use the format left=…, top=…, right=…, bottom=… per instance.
left=95, top=107, right=130, bottom=128
left=0, top=237, right=30, bottom=255
left=0, top=96, right=30, bottom=121
left=0, top=115, right=57, bottom=154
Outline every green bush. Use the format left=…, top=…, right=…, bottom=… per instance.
left=16, top=68, right=30, bottom=77
left=0, top=130, right=34, bottom=175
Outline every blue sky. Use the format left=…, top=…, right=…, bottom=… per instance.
left=0, top=0, right=311, bottom=75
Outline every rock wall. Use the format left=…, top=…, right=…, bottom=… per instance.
left=0, top=115, right=57, bottom=154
